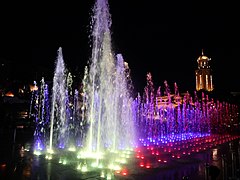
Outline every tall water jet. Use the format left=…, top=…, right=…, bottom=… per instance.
left=114, top=54, right=135, bottom=149
left=65, top=72, right=76, bottom=147
left=83, top=0, right=136, bottom=158
left=49, top=47, right=67, bottom=152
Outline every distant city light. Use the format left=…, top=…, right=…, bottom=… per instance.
left=30, top=84, right=38, bottom=91
left=5, top=91, right=14, bottom=97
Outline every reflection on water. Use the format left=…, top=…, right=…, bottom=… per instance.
left=1, top=127, right=239, bottom=180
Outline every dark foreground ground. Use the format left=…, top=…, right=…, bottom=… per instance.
left=0, top=126, right=239, bottom=180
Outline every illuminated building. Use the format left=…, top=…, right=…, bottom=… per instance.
left=195, top=49, right=213, bottom=91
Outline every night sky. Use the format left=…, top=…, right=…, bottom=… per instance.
left=0, top=1, right=240, bottom=95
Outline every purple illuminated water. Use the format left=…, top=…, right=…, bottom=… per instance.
left=135, top=72, right=239, bottom=146
left=33, top=78, right=50, bottom=151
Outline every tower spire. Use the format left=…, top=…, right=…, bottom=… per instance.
left=195, top=50, right=213, bottom=92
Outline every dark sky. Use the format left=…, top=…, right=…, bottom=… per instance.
left=1, top=0, right=240, bottom=95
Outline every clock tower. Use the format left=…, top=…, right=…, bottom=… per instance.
left=195, top=49, right=213, bottom=91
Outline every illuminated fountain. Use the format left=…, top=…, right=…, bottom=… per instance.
left=47, top=47, right=68, bottom=153
left=135, top=72, right=239, bottom=147
left=32, top=48, right=78, bottom=155
left=32, top=78, right=50, bottom=153
left=29, top=0, right=240, bottom=178
left=79, top=0, right=136, bottom=169
left=32, top=0, right=136, bottom=177
left=126, top=72, right=240, bottom=174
